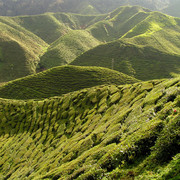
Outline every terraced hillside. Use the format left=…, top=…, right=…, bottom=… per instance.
left=0, top=77, right=179, bottom=179
left=0, top=65, right=138, bottom=100
left=71, top=40, right=180, bottom=81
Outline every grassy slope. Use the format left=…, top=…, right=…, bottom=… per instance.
left=0, top=16, right=48, bottom=82
left=13, top=12, right=108, bottom=44
left=0, top=65, right=138, bottom=100
left=122, top=12, right=180, bottom=55
left=40, top=30, right=101, bottom=68
left=71, top=10, right=180, bottom=80
left=0, top=77, right=179, bottom=179
left=12, top=13, right=72, bottom=44
left=71, top=40, right=180, bottom=81
left=87, top=6, right=151, bottom=42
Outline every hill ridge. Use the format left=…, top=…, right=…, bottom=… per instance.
left=0, top=65, right=139, bottom=99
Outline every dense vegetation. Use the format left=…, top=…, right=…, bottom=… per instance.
left=40, top=30, right=100, bottom=69
left=0, top=65, right=138, bottom=100
left=0, top=77, right=179, bottom=179
left=0, top=16, right=48, bottom=82
left=0, top=2, right=179, bottom=180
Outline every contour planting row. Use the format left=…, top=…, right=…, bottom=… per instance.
left=0, top=78, right=180, bottom=179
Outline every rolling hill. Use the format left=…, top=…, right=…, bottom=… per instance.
left=71, top=9, right=180, bottom=80
left=0, top=12, right=106, bottom=82
left=0, top=77, right=179, bottom=179
left=0, top=6, right=180, bottom=82
left=0, top=16, right=48, bottom=82
left=0, top=65, right=138, bottom=99
left=71, top=40, right=180, bottom=81
left=39, top=30, right=101, bottom=69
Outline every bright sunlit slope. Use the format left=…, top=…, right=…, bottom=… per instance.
left=39, top=30, right=101, bottom=69
left=1, top=6, right=180, bottom=82
left=0, top=65, right=138, bottom=99
left=71, top=10, right=180, bottom=80
left=0, top=77, right=179, bottom=179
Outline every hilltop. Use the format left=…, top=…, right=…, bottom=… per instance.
left=0, top=77, right=179, bottom=179
left=39, top=30, right=100, bottom=69
left=0, top=65, right=138, bottom=99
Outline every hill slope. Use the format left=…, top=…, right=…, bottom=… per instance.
left=0, top=16, right=48, bottom=82
left=71, top=40, right=180, bottom=81
left=0, top=77, right=179, bottom=179
left=0, top=12, right=106, bottom=82
left=0, top=65, right=138, bottom=99
left=71, top=10, right=180, bottom=80
left=0, top=6, right=180, bottom=82
left=39, top=30, right=100, bottom=69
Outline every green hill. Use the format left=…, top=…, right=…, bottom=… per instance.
left=0, top=65, right=138, bottom=99
left=87, top=6, right=151, bottom=42
left=0, top=16, right=48, bottom=82
left=71, top=10, right=180, bottom=81
left=12, top=13, right=72, bottom=44
left=71, top=40, right=180, bottom=81
left=0, top=12, right=106, bottom=82
left=0, top=77, right=179, bottom=179
left=0, top=6, right=180, bottom=82
left=39, top=30, right=100, bottom=69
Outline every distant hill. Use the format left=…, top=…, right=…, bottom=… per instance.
left=0, top=12, right=105, bottom=82
left=71, top=40, right=180, bottom=81
left=0, top=65, right=138, bottom=99
left=0, top=0, right=170, bottom=16
left=0, top=76, right=179, bottom=179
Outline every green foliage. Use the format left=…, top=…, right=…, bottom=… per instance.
left=0, top=77, right=179, bottom=179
